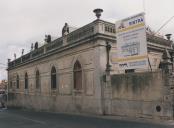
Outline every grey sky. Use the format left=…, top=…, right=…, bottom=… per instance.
left=0, top=0, right=174, bottom=80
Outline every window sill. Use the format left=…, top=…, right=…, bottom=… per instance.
left=51, top=89, right=57, bottom=96
left=35, top=89, right=41, bottom=94
left=73, top=89, right=83, bottom=95
left=24, top=89, right=29, bottom=94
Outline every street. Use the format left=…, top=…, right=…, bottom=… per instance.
left=0, top=108, right=173, bottom=128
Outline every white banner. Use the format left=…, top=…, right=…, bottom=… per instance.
left=114, top=12, right=148, bottom=70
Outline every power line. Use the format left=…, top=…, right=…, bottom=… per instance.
left=0, top=67, right=7, bottom=69
left=154, top=15, right=174, bottom=35
left=0, top=63, right=6, bottom=66
left=143, top=0, right=146, bottom=13
left=0, top=65, right=7, bottom=68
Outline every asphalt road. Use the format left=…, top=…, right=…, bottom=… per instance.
left=0, top=108, right=173, bottom=128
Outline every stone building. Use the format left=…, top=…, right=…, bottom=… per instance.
left=7, top=10, right=174, bottom=120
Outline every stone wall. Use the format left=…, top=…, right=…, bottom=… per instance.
left=109, top=71, right=174, bottom=120
left=7, top=41, right=103, bottom=115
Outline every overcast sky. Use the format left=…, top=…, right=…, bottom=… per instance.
left=0, top=0, right=174, bottom=80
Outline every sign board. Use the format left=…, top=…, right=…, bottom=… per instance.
left=114, top=12, right=148, bottom=70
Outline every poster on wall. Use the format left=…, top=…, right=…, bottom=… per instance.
left=114, top=12, right=148, bottom=70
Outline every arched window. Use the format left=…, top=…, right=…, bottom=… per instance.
left=16, top=74, right=19, bottom=89
left=25, top=72, right=28, bottom=89
left=36, top=70, right=40, bottom=89
left=51, top=66, right=57, bottom=89
left=73, top=61, right=82, bottom=90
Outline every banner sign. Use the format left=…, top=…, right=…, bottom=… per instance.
left=115, top=12, right=148, bottom=70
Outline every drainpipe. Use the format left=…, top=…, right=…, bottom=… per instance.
left=106, top=42, right=111, bottom=73
left=101, top=41, right=112, bottom=115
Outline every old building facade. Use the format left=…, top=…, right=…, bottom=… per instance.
left=7, top=11, right=174, bottom=120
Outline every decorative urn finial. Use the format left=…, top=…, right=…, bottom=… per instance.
left=165, top=34, right=172, bottom=40
left=93, top=8, right=103, bottom=19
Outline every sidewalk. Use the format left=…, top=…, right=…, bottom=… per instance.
left=100, top=115, right=174, bottom=126
left=52, top=110, right=174, bottom=127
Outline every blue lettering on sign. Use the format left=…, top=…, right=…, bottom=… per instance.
left=129, top=18, right=144, bottom=26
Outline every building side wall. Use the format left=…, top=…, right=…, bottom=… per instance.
left=110, top=71, right=173, bottom=120
left=8, top=41, right=103, bottom=114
